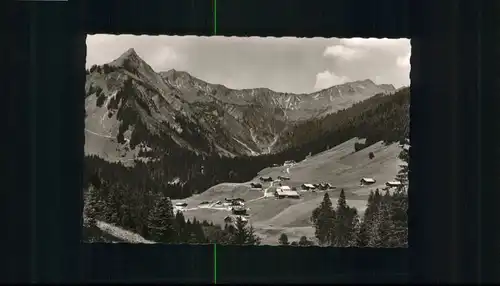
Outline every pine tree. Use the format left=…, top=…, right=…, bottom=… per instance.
left=184, top=219, right=195, bottom=242
left=382, top=189, right=392, bottom=204
left=83, top=184, right=100, bottom=227
left=359, top=222, right=371, bottom=247
left=105, top=186, right=121, bottom=224
left=367, top=188, right=382, bottom=222
left=147, top=194, right=177, bottom=243
left=369, top=152, right=375, bottom=159
left=191, top=217, right=207, bottom=243
left=389, top=189, right=408, bottom=247
left=278, top=233, right=289, bottom=245
left=367, top=198, right=394, bottom=247
left=331, top=189, right=356, bottom=247
left=245, top=225, right=261, bottom=246
left=395, top=148, right=409, bottom=186
left=348, top=212, right=363, bottom=247
left=298, top=236, right=313, bottom=246
left=232, top=217, right=247, bottom=245
left=395, top=119, right=410, bottom=185
left=373, top=189, right=382, bottom=205
left=390, top=125, right=409, bottom=247
left=230, top=217, right=260, bottom=245
left=119, top=204, right=134, bottom=230
left=363, top=190, right=375, bottom=222
left=311, top=193, right=336, bottom=245
left=175, top=211, right=187, bottom=242
left=103, top=64, right=111, bottom=74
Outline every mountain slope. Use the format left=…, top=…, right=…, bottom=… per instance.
left=174, top=138, right=403, bottom=245
left=85, top=48, right=395, bottom=163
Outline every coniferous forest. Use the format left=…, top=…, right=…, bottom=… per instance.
left=83, top=87, right=410, bottom=246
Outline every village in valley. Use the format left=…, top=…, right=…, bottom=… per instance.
left=170, top=138, right=405, bottom=245
left=174, top=173, right=401, bottom=226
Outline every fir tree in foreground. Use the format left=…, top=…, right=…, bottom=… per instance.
left=83, top=184, right=100, bottom=228
left=367, top=197, right=394, bottom=247
left=390, top=131, right=409, bottom=247
left=175, top=211, right=187, bottom=242
left=278, top=233, right=289, bottom=245
left=310, top=160, right=409, bottom=248
left=298, top=236, right=314, bottom=246
left=311, top=192, right=336, bottom=246
left=147, top=194, right=176, bottom=243
left=230, top=217, right=261, bottom=246
left=331, top=189, right=357, bottom=247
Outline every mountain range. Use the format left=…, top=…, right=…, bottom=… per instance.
left=84, top=48, right=395, bottom=164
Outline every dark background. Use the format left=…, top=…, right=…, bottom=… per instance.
left=4, top=0, right=497, bottom=283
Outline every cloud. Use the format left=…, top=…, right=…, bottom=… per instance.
left=320, top=38, right=411, bottom=88
left=323, top=38, right=410, bottom=64
left=314, top=70, right=350, bottom=90
left=396, top=51, right=411, bottom=68
left=340, top=38, right=409, bottom=52
left=146, top=46, right=180, bottom=69
left=323, top=45, right=363, bottom=60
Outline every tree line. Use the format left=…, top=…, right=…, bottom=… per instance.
left=292, top=186, right=408, bottom=248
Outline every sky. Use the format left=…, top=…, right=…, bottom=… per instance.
left=86, top=35, right=411, bottom=94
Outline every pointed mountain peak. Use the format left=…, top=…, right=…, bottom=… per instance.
left=109, top=48, right=146, bottom=69
left=121, top=48, right=139, bottom=58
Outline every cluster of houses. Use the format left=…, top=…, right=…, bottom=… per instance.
left=257, top=175, right=290, bottom=183
left=359, top=178, right=402, bottom=188
left=301, top=182, right=335, bottom=191
left=218, top=198, right=249, bottom=215
left=225, top=197, right=245, bottom=206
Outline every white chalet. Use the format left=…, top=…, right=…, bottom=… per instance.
left=274, top=186, right=300, bottom=199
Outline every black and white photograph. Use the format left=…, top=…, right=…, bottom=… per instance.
left=83, top=35, right=410, bottom=247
